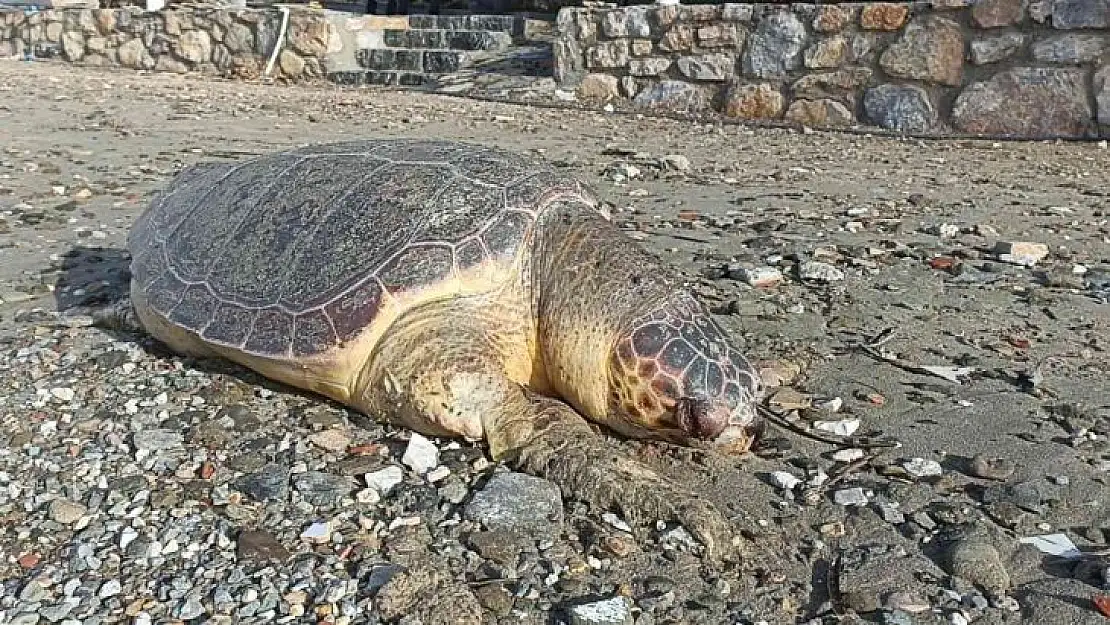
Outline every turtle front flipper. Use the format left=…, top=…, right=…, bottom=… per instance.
left=489, top=393, right=740, bottom=564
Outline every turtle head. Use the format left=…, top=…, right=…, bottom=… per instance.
left=607, top=294, right=764, bottom=454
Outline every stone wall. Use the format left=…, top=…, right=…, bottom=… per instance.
left=0, top=5, right=333, bottom=80
left=554, top=1, right=1110, bottom=138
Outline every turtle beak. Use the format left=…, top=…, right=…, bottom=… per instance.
left=709, top=406, right=763, bottom=455
left=675, top=397, right=729, bottom=440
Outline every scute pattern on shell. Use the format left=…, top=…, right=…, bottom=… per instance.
left=128, top=139, right=594, bottom=358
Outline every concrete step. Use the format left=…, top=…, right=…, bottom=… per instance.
left=356, top=48, right=468, bottom=73
left=382, top=28, right=513, bottom=52
left=329, top=70, right=429, bottom=87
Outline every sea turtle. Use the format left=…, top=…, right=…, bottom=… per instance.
left=127, top=138, right=764, bottom=560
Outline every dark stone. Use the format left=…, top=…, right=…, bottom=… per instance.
left=463, top=471, right=563, bottom=538
left=358, top=48, right=423, bottom=71
left=292, top=471, right=353, bottom=506
left=237, top=530, right=290, bottom=563
left=742, top=10, right=807, bottom=78
left=1048, top=0, right=1109, bottom=29
left=236, top=463, right=290, bottom=502
left=446, top=30, right=511, bottom=51
left=383, top=29, right=446, bottom=49
left=465, top=529, right=531, bottom=566
left=423, top=50, right=465, bottom=73
left=863, top=84, right=936, bottom=133
left=952, top=68, right=1094, bottom=137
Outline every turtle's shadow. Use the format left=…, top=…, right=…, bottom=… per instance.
left=52, top=244, right=336, bottom=405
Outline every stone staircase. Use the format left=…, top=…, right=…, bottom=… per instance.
left=328, top=14, right=527, bottom=87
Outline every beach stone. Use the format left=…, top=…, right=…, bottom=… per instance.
left=723, top=82, right=784, bottom=119
left=586, top=41, right=629, bottom=69
left=970, top=32, right=1025, bottom=64
left=293, top=471, right=353, bottom=506
left=879, top=16, right=964, bottom=86
left=1096, top=66, right=1110, bottom=126
left=60, top=31, right=84, bottom=61
left=237, top=463, right=290, bottom=501
left=792, top=67, right=872, bottom=104
left=117, top=37, right=153, bottom=69
left=49, top=499, right=87, bottom=524
left=176, top=30, right=211, bottom=63
left=279, top=50, right=305, bottom=77
left=237, top=530, right=290, bottom=563
left=860, top=3, right=909, bottom=30
left=864, top=84, right=936, bottom=132
left=1031, top=34, right=1107, bottom=64
left=628, top=57, right=672, bottom=77
left=223, top=22, right=254, bottom=53
left=568, top=597, right=633, bottom=625
left=288, top=16, right=329, bottom=56
left=577, top=72, right=620, bottom=98
left=785, top=98, right=854, bottom=127
left=464, top=471, right=563, bottom=538
left=743, top=10, right=806, bottom=78
left=677, top=53, right=735, bottom=81
left=632, top=80, right=709, bottom=111
left=601, top=6, right=650, bottom=38
left=952, top=68, right=1092, bottom=136
left=1047, top=0, right=1109, bottom=29
left=945, top=539, right=1010, bottom=593
left=804, top=36, right=847, bottom=68
left=814, top=5, right=851, bottom=32
left=972, top=0, right=1024, bottom=27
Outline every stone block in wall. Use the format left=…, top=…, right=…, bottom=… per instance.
left=155, top=55, right=189, bottom=73
left=722, top=4, right=753, bottom=23
left=879, top=16, right=963, bottom=87
left=785, top=98, right=855, bottom=126
left=601, top=5, right=650, bottom=38
left=804, top=35, right=846, bottom=69
left=288, top=15, right=329, bottom=57
left=552, top=38, right=582, bottom=83
left=176, top=29, right=211, bottom=64
left=577, top=72, right=619, bottom=99
left=970, top=32, right=1025, bottom=64
left=1044, top=0, right=1108, bottom=29
left=813, top=5, right=853, bottom=33
left=743, top=10, right=806, bottom=79
left=1031, top=34, right=1107, bottom=65
left=723, top=81, right=784, bottom=119
left=1097, top=66, right=1110, bottom=126
left=678, top=53, right=736, bottom=81
left=697, top=24, right=742, bottom=49
left=792, top=67, right=873, bottom=105
left=680, top=5, right=722, bottom=23
left=863, top=83, right=936, bottom=132
left=633, top=80, right=712, bottom=111
left=118, top=37, right=154, bottom=69
left=628, top=56, right=671, bottom=76
left=952, top=68, right=1093, bottom=136
left=61, top=30, right=84, bottom=61
left=859, top=3, right=908, bottom=31
left=659, top=23, right=694, bottom=52
left=585, top=40, right=628, bottom=69
left=971, top=0, right=1024, bottom=28
left=630, top=39, right=652, bottom=56
left=279, top=49, right=305, bottom=77
left=223, top=22, right=254, bottom=54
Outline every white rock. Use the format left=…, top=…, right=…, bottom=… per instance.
left=738, top=266, right=784, bottom=288
left=949, top=612, right=969, bottom=625
left=569, top=596, right=633, bottom=625
left=601, top=512, right=632, bottom=533
left=833, top=487, right=868, bottom=506
left=799, top=261, right=844, bottom=282
left=995, top=241, right=1049, bottom=267
left=98, top=579, right=122, bottom=598
left=831, top=448, right=865, bottom=463
left=401, top=433, right=439, bottom=475
left=425, top=465, right=451, bottom=483
left=49, top=499, right=87, bottom=524
left=364, top=466, right=404, bottom=495
left=300, top=521, right=330, bottom=542
left=903, top=457, right=943, bottom=478
left=50, top=387, right=76, bottom=402
left=768, top=471, right=801, bottom=490
left=812, top=418, right=860, bottom=437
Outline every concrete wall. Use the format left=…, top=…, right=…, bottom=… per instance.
left=554, top=1, right=1110, bottom=138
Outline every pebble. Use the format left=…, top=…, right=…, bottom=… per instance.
left=568, top=596, right=633, bottom=625
left=946, top=539, right=1010, bottom=593
left=799, top=260, right=845, bottom=282
left=903, top=457, right=943, bottom=478
left=879, top=610, right=914, bottom=625
left=300, top=521, right=331, bottom=543
left=768, top=471, right=801, bottom=490
left=401, top=432, right=439, bottom=475
left=364, top=466, right=405, bottom=495
left=98, top=579, right=122, bottom=598
left=813, top=418, right=860, bottom=437
left=293, top=471, right=353, bottom=506
left=969, top=454, right=1015, bottom=480
left=831, top=448, right=864, bottom=463
left=464, top=471, right=563, bottom=538
left=177, top=597, right=206, bottom=620
left=601, top=512, right=632, bottom=533
left=19, top=580, right=46, bottom=603
left=50, top=386, right=75, bottom=401
left=874, top=501, right=906, bottom=524
left=833, top=487, right=868, bottom=506
left=238, top=463, right=290, bottom=501
left=994, top=241, right=1049, bottom=267
left=736, top=266, right=784, bottom=288
left=308, top=429, right=351, bottom=452
left=949, top=612, right=969, bottom=625
left=48, top=498, right=87, bottom=524
left=132, top=429, right=184, bottom=451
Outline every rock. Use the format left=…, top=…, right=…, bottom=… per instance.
left=736, top=265, right=785, bottom=287
left=785, top=99, right=854, bottom=127
left=972, top=0, right=1025, bottom=27
left=176, top=30, right=211, bottom=64
left=799, top=260, right=844, bottom=281
left=601, top=7, right=651, bottom=38
left=995, top=241, right=1049, bottom=266
left=237, top=529, right=290, bottom=563
left=464, top=471, right=563, bottom=537
left=632, top=81, right=708, bottom=111
left=466, top=529, right=529, bottom=565
left=309, top=428, right=350, bottom=453
left=879, top=611, right=915, bottom=625
left=628, top=57, right=672, bottom=77
left=402, top=432, right=439, bottom=474
left=697, top=24, right=742, bottom=48
left=769, top=470, right=801, bottom=490
left=365, top=466, right=405, bottom=495
left=946, top=539, right=1010, bottom=592
left=743, top=11, right=807, bottom=78
left=970, top=33, right=1025, bottom=64
left=879, top=16, right=964, bottom=86
left=293, top=471, right=353, bottom=506
left=48, top=498, right=87, bottom=524
left=1096, top=66, right=1110, bottom=126
left=864, top=84, right=936, bottom=133
left=117, top=38, right=153, bottom=70
left=133, top=429, right=183, bottom=451
left=1046, top=0, right=1109, bottom=29
left=953, top=68, right=1092, bottom=137
left=578, top=73, right=620, bottom=99
left=1031, top=34, right=1107, bottom=64
left=860, top=3, right=909, bottom=30
left=677, top=53, right=734, bottom=81
left=834, top=487, right=869, bottom=506
left=223, top=22, right=254, bottom=54
left=814, top=5, right=852, bottom=32
left=660, top=154, right=691, bottom=171
left=60, top=31, right=84, bottom=62
left=723, top=82, right=784, bottom=119
left=659, top=23, right=695, bottom=52
left=19, top=580, right=46, bottom=603
left=568, top=597, right=633, bottom=625
left=288, top=16, right=329, bottom=56
left=177, top=597, right=206, bottom=620
left=804, top=36, right=847, bottom=68
left=237, top=463, right=290, bottom=501
left=586, top=41, right=629, bottom=69
left=875, top=501, right=906, bottom=524
left=903, top=457, right=943, bottom=478
left=279, top=50, right=305, bottom=78
left=99, top=579, right=122, bottom=598
left=792, top=67, right=873, bottom=104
